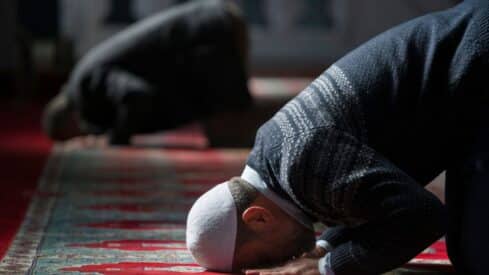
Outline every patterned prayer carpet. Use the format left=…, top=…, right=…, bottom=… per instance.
left=0, top=140, right=249, bottom=274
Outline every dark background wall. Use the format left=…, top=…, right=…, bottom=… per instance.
left=0, top=0, right=461, bottom=99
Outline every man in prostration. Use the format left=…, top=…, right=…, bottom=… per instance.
left=186, top=1, right=489, bottom=274
left=42, top=0, right=250, bottom=145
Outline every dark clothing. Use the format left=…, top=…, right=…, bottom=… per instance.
left=445, top=112, right=489, bottom=275
left=247, top=1, right=489, bottom=274
left=65, top=0, right=251, bottom=141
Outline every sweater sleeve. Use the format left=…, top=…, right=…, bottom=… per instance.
left=330, top=163, right=446, bottom=274
left=280, top=127, right=446, bottom=275
left=317, top=226, right=352, bottom=249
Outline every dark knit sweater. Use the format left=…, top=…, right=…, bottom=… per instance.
left=246, top=1, right=489, bottom=274
left=66, top=0, right=250, bottom=134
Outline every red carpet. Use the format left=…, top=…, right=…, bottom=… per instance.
left=0, top=103, right=52, bottom=260
left=407, top=240, right=453, bottom=272
left=0, top=144, right=249, bottom=274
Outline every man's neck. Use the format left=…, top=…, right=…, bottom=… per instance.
left=240, top=165, right=314, bottom=230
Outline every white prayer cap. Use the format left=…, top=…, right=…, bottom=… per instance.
left=186, top=182, right=237, bottom=272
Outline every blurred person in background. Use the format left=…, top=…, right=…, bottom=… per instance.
left=43, top=0, right=251, bottom=145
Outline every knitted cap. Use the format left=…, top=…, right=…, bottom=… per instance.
left=186, top=182, right=238, bottom=271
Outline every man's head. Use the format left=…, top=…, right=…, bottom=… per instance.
left=186, top=178, right=315, bottom=272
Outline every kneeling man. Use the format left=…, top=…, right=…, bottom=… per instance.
left=43, top=0, right=250, bottom=145
left=186, top=1, right=489, bottom=274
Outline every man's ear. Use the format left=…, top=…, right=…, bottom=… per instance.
left=241, top=206, right=275, bottom=232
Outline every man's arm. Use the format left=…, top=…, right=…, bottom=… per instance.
left=331, top=156, right=446, bottom=274
left=251, top=121, right=446, bottom=274
left=287, top=127, right=447, bottom=275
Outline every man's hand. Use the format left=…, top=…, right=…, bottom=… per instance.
left=301, top=246, right=328, bottom=259
left=245, top=257, right=320, bottom=275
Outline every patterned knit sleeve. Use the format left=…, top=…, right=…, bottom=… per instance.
left=279, top=127, right=446, bottom=275
left=317, top=226, right=352, bottom=250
